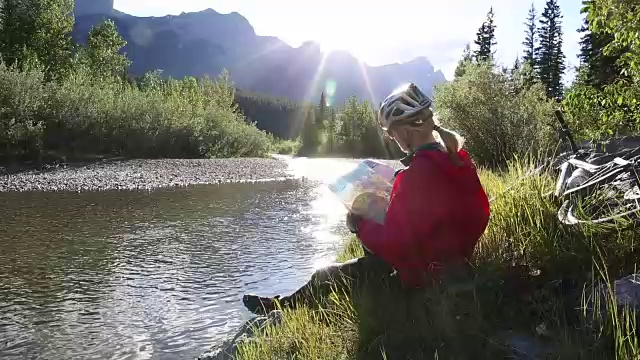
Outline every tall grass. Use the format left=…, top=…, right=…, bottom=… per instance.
left=236, top=161, right=640, bottom=360
left=0, top=65, right=274, bottom=162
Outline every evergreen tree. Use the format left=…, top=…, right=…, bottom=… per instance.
left=299, top=106, right=321, bottom=156
left=512, top=57, right=521, bottom=73
left=473, top=7, right=497, bottom=63
left=522, top=4, right=537, bottom=66
left=454, top=43, right=473, bottom=79
left=358, top=101, right=386, bottom=158
left=325, top=107, right=338, bottom=153
left=536, top=0, right=566, bottom=100
left=577, top=1, right=622, bottom=89
left=316, top=91, right=326, bottom=129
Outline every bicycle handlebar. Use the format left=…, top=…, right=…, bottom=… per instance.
left=554, top=110, right=579, bottom=155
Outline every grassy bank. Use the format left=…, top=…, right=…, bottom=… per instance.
left=236, top=162, right=640, bottom=359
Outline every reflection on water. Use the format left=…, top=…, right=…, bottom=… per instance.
left=0, top=158, right=356, bottom=360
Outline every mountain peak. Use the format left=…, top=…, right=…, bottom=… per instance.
left=408, top=56, right=432, bottom=65
left=72, top=6, right=446, bottom=103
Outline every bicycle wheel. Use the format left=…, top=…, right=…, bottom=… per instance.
left=558, top=171, right=640, bottom=225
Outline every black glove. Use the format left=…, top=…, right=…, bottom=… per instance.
left=346, top=212, right=362, bottom=234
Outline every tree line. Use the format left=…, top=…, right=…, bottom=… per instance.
left=563, top=0, right=639, bottom=140
left=296, top=93, right=399, bottom=158
left=458, top=0, right=566, bottom=100
left=1, top=0, right=637, bottom=163
left=0, top=0, right=299, bottom=162
left=459, top=0, right=639, bottom=141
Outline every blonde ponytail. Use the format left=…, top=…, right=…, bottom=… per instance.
left=431, top=114, right=465, bottom=162
left=434, top=125, right=464, bottom=155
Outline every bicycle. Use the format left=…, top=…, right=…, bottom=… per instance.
left=551, top=110, right=640, bottom=226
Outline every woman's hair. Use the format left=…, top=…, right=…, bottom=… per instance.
left=406, top=108, right=465, bottom=158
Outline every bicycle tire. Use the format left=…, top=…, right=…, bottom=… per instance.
left=558, top=169, right=640, bottom=225
left=558, top=197, right=640, bottom=225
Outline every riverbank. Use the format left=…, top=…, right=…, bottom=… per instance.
left=228, top=164, right=640, bottom=360
left=0, top=157, right=291, bottom=192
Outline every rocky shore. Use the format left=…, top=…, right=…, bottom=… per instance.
left=0, top=158, right=292, bottom=192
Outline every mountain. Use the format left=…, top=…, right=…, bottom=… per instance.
left=72, top=1, right=447, bottom=105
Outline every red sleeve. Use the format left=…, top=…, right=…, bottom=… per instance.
left=356, top=161, right=445, bottom=286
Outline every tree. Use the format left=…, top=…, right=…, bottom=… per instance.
left=325, top=107, right=338, bottom=153
left=536, top=0, right=566, bottom=100
left=298, top=106, right=321, bottom=156
left=316, top=91, right=326, bottom=129
left=83, top=19, right=130, bottom=79
left=358, top=100, right=386, bottom=158
left=588, top=0, right=640, bottom=80
left=0, top=0, right=37, bottom=69
left=522, top=3, right=537, bottom=66
left=0, top=0, right=74, bottom=80
left=454, top=43, right=473, bottom=79
left=577, top=1, right=622, bottom=89
left=473, top=7, right=497, bottom=63
left=32, top=0, right=74, bottom=80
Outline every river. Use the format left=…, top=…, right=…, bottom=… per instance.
left=0, top=157, right=365, bottom=360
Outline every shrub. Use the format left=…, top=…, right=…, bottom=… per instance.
left=0, top=65, right=273, bottom=161
left=434, top=62, right=557, bottom=168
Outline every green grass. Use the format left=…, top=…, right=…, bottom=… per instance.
left=236, top=161, right=640, bottom=360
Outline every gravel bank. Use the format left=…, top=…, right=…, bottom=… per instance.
left=0, top=158, right=292, bottom=192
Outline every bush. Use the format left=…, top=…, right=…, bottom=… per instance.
left=434, top=62, right=558, bottom=168
left=0, top=65, right=273, bottom=161
left=563, top=79, right=640, bottom=141
left=270, top=137, right=301, bottom=155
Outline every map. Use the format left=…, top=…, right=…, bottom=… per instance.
left=327, top=160, right=396, bottom=224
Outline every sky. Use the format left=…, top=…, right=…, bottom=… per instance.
left=113, top=0, right=584, bottom=81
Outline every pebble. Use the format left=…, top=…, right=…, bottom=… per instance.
left=0, top=158, right=292, bottom=192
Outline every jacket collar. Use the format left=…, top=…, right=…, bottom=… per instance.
left=399, top=142, right=443, bottom=167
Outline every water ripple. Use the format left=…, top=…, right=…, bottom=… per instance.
left=0, top=159, right=355, bottom=359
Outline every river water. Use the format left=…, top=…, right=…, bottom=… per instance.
left=0, top=157, right=364, bottom=360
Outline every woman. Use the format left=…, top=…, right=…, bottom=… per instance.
left=243, top=83, right=490, bottom=315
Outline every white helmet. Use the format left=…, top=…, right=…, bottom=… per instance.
left=378, top=83, right=433, bottom=131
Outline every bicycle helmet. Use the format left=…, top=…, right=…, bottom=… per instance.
left=378, top=83, right=433, bottom=131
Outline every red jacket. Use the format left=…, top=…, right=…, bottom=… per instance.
left=357, top=146, right=490, bottom=288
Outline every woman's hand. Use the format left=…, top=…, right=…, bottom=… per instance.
left=346, top=212, right=362, bottom=234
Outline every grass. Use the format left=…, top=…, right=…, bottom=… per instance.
left=235, top=160, right=640, bottom=360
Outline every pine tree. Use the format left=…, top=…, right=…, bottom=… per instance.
left=316, top=91, right=326, bottom=129
left=325, top=107, right=338, bottom=153
left=577, top=1, right=622, bottom=89
left=536, top=0, right=566, bottom=100
left=473, top=7, right=497, bottom=63
left=454, top=43, right=473, bottom=78
left=522, top=4, right=537, bottom=66
left=299, top=106, right=320, bottom=156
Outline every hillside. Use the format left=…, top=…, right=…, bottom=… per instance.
left=72, top=0, right=447, bottom=105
